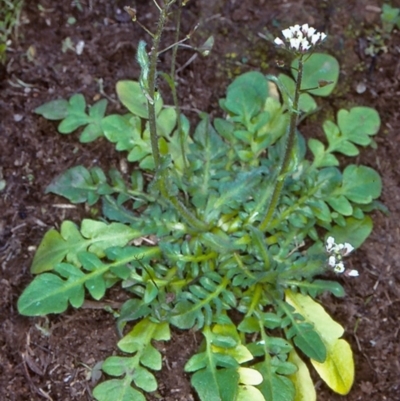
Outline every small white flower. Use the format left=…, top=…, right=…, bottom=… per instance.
left=290, top=37, right=301, bottom=50
left=282, top=28, right=292, bottom=40
left=328, top=255, right=336, bottom=267
left=301, top=23, right=309, bottom=34
left=290, top=24, right=301, bottom=34
left=307, top=27, right=316, bottom=37
left=346, top=269, right=359, bottom=277
left=326, top=236, right=335, bottom=252
left=274, top=24, right=327, bottom=53
left=274, top=37, right=285, bottom=47
left=310, top=32, right=321, bottom=45
left=320, top=32, right=327, bottom=41
left=343, top=243, right=354, bottom=256
left=300, top=38, right=311, bottom=51
left=334, top=262, right=345, bottom=273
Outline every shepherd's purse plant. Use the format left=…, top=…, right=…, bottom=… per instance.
left=18, top=3, right=383, bottom=401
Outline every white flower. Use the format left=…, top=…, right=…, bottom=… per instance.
left=346, top=269, right=359, bottom=277
left=310, top=32, right=321, bottom=45
left=290, top=24, right=301, bottom=34
left=282, top=28, right=292, bottom=40
left=301, top=23, right=309, bottom=34
left=274, top=24, right=327, bottom=53
left=290, top=37, right=301, bottom=50
left=343, top=243, right=354, bottom=256
left=334, top=262, right=345, bottom=273
left=325, top=236, right=357, bottom=276
left=307, top=27, right=316, bottom=37
left=300, top=38, right=311, bottom=51
left=326, top=236, right=335, bottom=252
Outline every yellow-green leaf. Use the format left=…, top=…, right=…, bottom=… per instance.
left=237, top=367, right=263, bottom=386
left=285, top=291, right=355, bottom=395
left=285, top=291, right=343, bottom=345
left=311, top=339, right=354, bottom=395
left=288, top=350, right=316, bottom=401
left=236, top=385, right=265, bottom=401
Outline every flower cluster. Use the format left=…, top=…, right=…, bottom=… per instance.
left=274, top=24, right=327, bottom=53
left=326, top=236, right=359, bottom=277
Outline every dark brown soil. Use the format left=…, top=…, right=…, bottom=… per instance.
left=1, top=1, right=400, bottom=400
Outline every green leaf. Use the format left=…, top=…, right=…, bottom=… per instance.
left=30, top=221, right=83, bottom=273
left=278, top=74, right=317, bottom=113
left=192, top=367, right=240, bottom=401
left=80, top=99, right=108, bottom=142
left=329, top=216, right=373, bottom=249
left=223, top=71, right=269, bottom=125
left=255, top=360, right=295, bottom=401
left=34, top=99, right=69, bottom=120
left=289, top=323, right=326, bottom=363
left=30, top=219, right=141, bottom=274
left=93, top=379, right=146, bottom=401
left=337, top=107, right=380, bottom=146
left=81, top=219, right=139, bottom=256
left=308, top=138, right=338, bottom=167
left=46, top=165, right=109, bottom=205
left=326, top=195, right=353, bottom=215
left=18, top=257, right=112, bottom=316
left=340, top=165, right=382, bottom=204
left=116, top=80, right=162, bottom=118
left=58, top=94, right=89, bottom=133
left=97, top=319, right=169, bottom=400
left=292, top=53, right=339, bottom=96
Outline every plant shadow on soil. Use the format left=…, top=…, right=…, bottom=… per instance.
left=1, top=1, right=400, bottom=400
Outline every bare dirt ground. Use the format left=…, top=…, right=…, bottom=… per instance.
left=1, top=1, right=400, bottom=400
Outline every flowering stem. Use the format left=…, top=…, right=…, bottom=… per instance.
left=147, top=1, right=175, bottom=169
left=259, top=55, right=304, bottom=232
left=144, top=0, right=208, bottom=232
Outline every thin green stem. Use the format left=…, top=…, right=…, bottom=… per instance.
left=147, top=2, right=175, bottom=169
left=169, top=0, right=188, bottom=170
left=259, top=56, right=304, bottom=232
left=145, top=1, right=207, bottom=231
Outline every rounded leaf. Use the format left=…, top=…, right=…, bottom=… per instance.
left=292, top=53, right=339, bottom=96
left=341, top=165, right=382, bottom=204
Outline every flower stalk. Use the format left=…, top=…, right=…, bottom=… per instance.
left=259, top=24, right=327, bottom=232
left=140, top=0, right=208, bottom=232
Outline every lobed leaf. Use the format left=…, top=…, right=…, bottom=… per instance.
left=17, top=260, right=108, bottom=316
left=46, top=165, right=114, bottom=205
left=93, top=379, right=146, bottom=401
left=30, top=219, right=142, bottom=274
left=255, top=360, right=295, bottom=401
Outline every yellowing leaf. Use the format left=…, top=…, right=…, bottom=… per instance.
left=311, top=339, right=354, bottom=395
left=285, top=291, right=355, bottom=395
left=237, top=367, right=263, bottom=385
left=285, top=291, right=343, bottom=345
left=236, top=385, right=265, bottom=401
left=288, top=350, right=316, bottom=401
